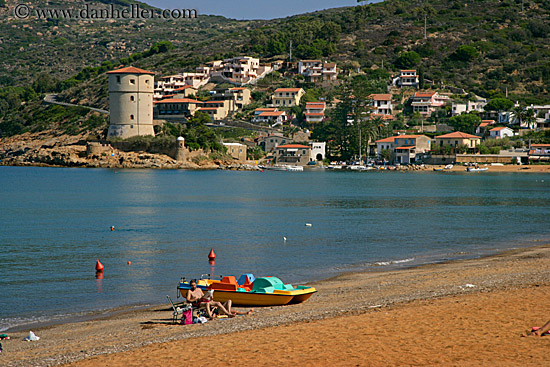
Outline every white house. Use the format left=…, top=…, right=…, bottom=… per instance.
left=489, top=126, right=514, bottom=139
left=451, top=100, right=487, bottom=116
left=309, top=142, right=326, bottom=161
left=369, top=94, right=392, bottom=115
left=392, top=70, right=419, bottom=88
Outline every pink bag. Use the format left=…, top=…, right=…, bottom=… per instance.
left=181, top=309, right=193, bottom=325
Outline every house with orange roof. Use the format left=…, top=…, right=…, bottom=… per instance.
left=392, top=70, right=419, bottom=88
left=210, top=87, right=251, bottom=111
left=272, top=88, right=305, bottom=107
left=489, top=126, right=514, bottom=139
left=434, top=132, right=481, bottom=152
left=375, top=134, right=431, bottom=164
left=153, top=98, right=204, bottom=119
left=410, top=91, right=449, bottom=116
left=475, top=120, right=493, bottom=136
left=369, top=94, right=393, bottom=115
left=252, top=110, right=289, bottom=127
left=305, top=102, right=326, bottom=123
left=273, top=144, right=312, bottom=166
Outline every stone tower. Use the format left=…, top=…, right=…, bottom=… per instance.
left=106, top=66, right=155, bottom=139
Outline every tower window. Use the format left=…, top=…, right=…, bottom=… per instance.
left=130, top=79, right=135, bottom=85
left=130, top=96, right=135, bottom=101
left=130, top=114, right=134, bottom=120
left=116, top=76, right=121, bottom=83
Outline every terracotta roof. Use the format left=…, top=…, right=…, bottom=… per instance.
left=323, top=62, right=336, bottom=67
left=394, top=135, right=421, bottom=139
left=478, top=122, right=490, bottom=127
left=277, top=144, right=310, bottom=149
left=375, top=137, right=397, bottom=143
left=274, top=88, right=303, bottom=92
left=436, top=132, right=480, bottom=139
left=490, top=126, right=509, bottom=131
left=305, top=113, right=325, bottom=116
left=259, top=111, right=285, bottom=117
left=531, top=144, right=550, bottom=148
left=370, top=113, right=394, bottom=120
left=230, top=87, right=247, bottom=90
left=154, top=98, right=203, bottom=104
left=481, top=120, right=495, bottom=123
left=401, top=69, right=417, bottom=72
left=204, top=101, right=223, bottom=104
left=174, top=86, right=196, bottom=91
left=395, top=146, right=415, bottom=150
left=413, top=92, right=436, bottom=98
left=107, top=66, right=155, bottom=75
left=255, top=108, right=278, bottom=112
left=369, top=94, right=392, bottom=101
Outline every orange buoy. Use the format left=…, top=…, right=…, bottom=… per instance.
left=110, top=226, right=115, bottom=231
left=127, top=260, right=131, bottom=265
left=208, top=248, right=216, bottom=261
left=95, top=259, right=104, bottom=272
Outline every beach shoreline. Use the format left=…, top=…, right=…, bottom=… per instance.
left=2, top=243, right=550, bottom=366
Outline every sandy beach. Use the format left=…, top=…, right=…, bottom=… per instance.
left=2, top=243, right=550, bottom=367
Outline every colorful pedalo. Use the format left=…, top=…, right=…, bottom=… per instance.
left=177, top=273, right=317, bottom=306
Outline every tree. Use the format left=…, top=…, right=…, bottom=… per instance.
left=381, top=148, right=391, bottom=161
left=484, top=98, right=514, bottom=113
left=448, top=113, right=482, bottom=134
left=450, top=45, right=479, bottom=62
left=395, top=51, right=421, bottom=69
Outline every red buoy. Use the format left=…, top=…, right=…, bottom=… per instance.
left=95, top=259, right=104, bottom=272
left=208, top=248, right=216, bottom=261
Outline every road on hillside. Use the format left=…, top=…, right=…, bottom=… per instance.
left=43, top=94, right=109, bottom=115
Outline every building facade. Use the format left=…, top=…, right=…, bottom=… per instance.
left=272, top=88, right=305, bottom=107
left=273, top=144, right=311, bottom=166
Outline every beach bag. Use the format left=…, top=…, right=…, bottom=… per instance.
left=181, top=309, right=193, bottom=325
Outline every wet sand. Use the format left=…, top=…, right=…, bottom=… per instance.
left=2, top=243, right=550, bottom=366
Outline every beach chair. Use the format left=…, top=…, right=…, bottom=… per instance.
left=167, top=295, right=183, bottom=323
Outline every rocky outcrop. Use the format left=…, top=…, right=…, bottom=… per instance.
left=0, top=130, right=253, bottom=170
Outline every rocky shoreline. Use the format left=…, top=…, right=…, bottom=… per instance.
left=0, top=131, right=259, bottom=171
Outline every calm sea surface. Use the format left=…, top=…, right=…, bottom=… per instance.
left=0, top=166, right=549, bottom=331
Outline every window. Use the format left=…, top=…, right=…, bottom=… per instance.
left=145, top=79, right=149, bottom=84
left=130, top=114, right=134, bottom=120
left=130, top=79, right=135, bottom=85
left=130, top=96, right=135, bottom=101
left=116, top=76, right=121, bottom=83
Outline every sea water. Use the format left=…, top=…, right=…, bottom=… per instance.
left=0, top=166, right=549, bottom=331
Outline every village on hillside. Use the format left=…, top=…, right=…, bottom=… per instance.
left=48, top=55, right=550, bottom=169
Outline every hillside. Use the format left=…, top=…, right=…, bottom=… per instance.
left=1, top=0, right=550, bottom=139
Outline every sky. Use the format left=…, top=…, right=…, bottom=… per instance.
left=143, top=0, right=363, bottom=20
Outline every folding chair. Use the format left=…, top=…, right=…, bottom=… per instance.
left=167, top=295, right=184, bottom=323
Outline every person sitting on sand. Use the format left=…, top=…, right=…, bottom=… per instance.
left=186, top=279, right=253, bottom=319
left=523, top=319, right=550, bottom=337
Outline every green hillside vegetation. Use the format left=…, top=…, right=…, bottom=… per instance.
left=1, top=0, right=550, bottom=140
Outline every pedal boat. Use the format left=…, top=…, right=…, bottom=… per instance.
left=177, top=274, right=317, bottom=306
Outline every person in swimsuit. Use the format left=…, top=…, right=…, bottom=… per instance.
left=186, top=279, right=253, bottom=319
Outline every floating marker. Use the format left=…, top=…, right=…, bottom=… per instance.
left=127, top=260, right=131, bottom=265
left=283, top=236, right=287, bottom=241
left=95, top=259, right=104, bottom=272
left=305, top=223, right=312, bottom=227
left=208, top=248, right=216, bottom=261
left=110, top=226, right=115, bottom=231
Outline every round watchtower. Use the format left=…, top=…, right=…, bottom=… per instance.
left=106, top=66, right=155, bottom=139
